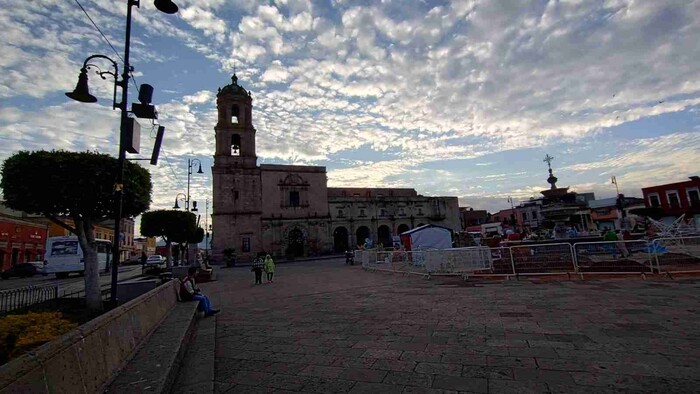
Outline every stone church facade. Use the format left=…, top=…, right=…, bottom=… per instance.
left=211, top=76, right=460, bottom=261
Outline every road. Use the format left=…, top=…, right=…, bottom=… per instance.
left=0, top=265, right=143, bottom=293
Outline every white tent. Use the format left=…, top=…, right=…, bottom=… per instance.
left=400, top=224, right=453, bottom=250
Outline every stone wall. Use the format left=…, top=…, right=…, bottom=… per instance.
left=0, top=280, right=179, bottom=393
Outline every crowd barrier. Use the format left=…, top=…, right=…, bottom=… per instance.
left=652, top=236, right=700, bottom=274
left=358, top=236, right=700, bottom=277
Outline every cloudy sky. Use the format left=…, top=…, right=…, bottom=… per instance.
left=1, top=0, right=700, bottom=225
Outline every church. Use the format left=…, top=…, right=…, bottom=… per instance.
left=211, top=75, right=461, bottom=261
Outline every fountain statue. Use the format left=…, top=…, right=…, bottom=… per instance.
left=538, top=155, right=589, bottom=239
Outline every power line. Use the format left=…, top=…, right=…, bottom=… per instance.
left=73, top=0, right=124, bottom=64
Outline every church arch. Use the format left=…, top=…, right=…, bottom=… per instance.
left=356, top=226, right=370, bottom=248
left=397, top=224, right=410, bottom=235
left=231, top=134, right=241, bottom=156
left=231, top=104, right=240, bottom=124
left=286, top=228, right=305, bottom=258
left=378, top=225, right=392, bottom=247
left=333, top=226, right=349, bottom=253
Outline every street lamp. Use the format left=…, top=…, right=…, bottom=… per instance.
left=66, top=0, right=179, bottom=305
left=173, top=193, right=186, bottom=209
left=187, top=158, right=204, bottom=212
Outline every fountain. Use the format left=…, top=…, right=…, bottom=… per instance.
left=538, top=155, right=589, bottom=239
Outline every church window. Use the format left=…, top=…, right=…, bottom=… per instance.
left=399, top=208, right=406, bottom=216
left=418, top=208, right=423, bottom=215
left=231, top=134, right=241, bottom=156
left=234, top=191, right=239, bottom=200
left=231, top=104, right=240, bottom=124
left=289, top=191, right=300, bottom=207
left=380, top=209, right=388, bottom=217
left=338, top=209, right=344, bottom=218
left=359, top=209, right=366, bottom=217
left=242, top=237, right=250, bottom=252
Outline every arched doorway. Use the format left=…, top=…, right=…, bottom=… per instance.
left=286, top=228, right=305, bottom=257
left=378, top=225, right=392, bottom=247
left=397, top=224, right=410, bottom=235
left=333, top=227, right=349, bottom=252
left=356, top=226, right=370, bottom=248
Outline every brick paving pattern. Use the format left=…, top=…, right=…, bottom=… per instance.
left=201, top=259, right=700, bottom=393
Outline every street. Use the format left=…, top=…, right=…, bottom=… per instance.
left=0, top=265, right=143, bottom=293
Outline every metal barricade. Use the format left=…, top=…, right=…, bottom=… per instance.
left=510, top=243, right=576, bottom=275
left=486, top=246, right=514, bottom=275
left=652, top=236, right=700, bottom=274
left=573, top=240, right=653, bottom=273
left=422, top=247, right=492, bottom=274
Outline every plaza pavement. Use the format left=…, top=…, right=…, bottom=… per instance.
left=198, top=258, right=700, bottom=393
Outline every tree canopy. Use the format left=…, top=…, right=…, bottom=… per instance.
left=1, top=150, right=152, bottom=311
left=1, top=150, right=151, bottom=221
left=140, top=210, right=197, bottom=244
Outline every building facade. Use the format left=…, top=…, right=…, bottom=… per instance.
left=642, top=176, right=700, bottom=218
left=211, top=76, right=461, bottom=261
left=0, top=205, right=49, bottom=271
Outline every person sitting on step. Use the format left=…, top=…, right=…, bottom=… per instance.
left=180, top=266, right=219, bottom=316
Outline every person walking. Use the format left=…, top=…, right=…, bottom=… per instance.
left=263, top=254, right=275, bottom=283
left=251, top=254, right=264, bottom=285
left=180, top=267, right=219, bottom=316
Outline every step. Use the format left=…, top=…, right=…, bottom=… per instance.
left=105, top=301, right=200, bottom=393
left=171, top=313, right=216, bottom=393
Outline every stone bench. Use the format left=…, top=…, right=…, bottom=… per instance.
left=105, top=300, right=200, bottom=393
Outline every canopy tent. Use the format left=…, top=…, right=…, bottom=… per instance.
left=400, top=224, right=453, bottom=251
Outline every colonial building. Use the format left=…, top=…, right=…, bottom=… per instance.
left=642, top=176, right=700, bottom=218
left=211, top=76, right=460, bottom=261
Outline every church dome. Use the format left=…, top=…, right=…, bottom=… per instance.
left=218, top=74, right=250, bottom=97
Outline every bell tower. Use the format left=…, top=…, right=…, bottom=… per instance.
left=214, top=74, right=257, bottom=168
left=211, top=74, right=262, bottom=261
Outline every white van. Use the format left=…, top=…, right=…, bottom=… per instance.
left=43, top=236, right=111, bottom=279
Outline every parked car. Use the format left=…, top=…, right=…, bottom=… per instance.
left=145, top=255, right=165, bottom=268
left=1, top=263, right=40, bottom=279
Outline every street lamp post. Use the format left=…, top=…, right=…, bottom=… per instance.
left=184, top=158, right=203, bottom=264
left=187, top=158, right=204, bottom=212
left=204, top=199, right=210, bottom=261
left=507, top=196, right=516, bottom=230
left=66, top=0, right=179, bottom=305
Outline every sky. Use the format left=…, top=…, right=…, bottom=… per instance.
left=1, top=0, right=700, bottom=231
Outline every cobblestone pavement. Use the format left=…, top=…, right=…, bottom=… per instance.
left=202, top=259, right=700, bottom=393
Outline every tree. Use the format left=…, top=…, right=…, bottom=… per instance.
left=1, top=150, right=152, bottom=311
left=140, top=210, right=196, bottom=268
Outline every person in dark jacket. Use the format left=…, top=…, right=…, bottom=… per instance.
left=251, top=255, right=264, bottom=285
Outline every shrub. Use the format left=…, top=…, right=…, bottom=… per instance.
left=0, top=312, right=78, bottom=364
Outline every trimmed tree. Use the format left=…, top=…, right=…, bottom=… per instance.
left=1, top=150, right=152, bottom=311
left=140, top=210, right=196, bottom=268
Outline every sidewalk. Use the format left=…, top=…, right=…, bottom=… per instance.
left=193, top=258, right=700, bottom=393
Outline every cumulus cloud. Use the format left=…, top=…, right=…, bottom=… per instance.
left=1, top=0, right=700, bottom=220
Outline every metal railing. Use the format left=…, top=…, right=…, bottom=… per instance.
left=0, top=283, right=113, bottom=316
left=359, top=236, right=700, bottom=278
left=652, top=236, right=700, bottom=274
left=0, top=285, right=59, bottom=315
left=511, top=243, right=577, bottom=275
left=573, top=240, right=654, bottom=274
